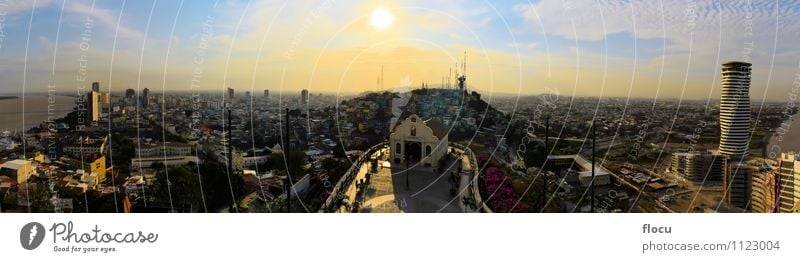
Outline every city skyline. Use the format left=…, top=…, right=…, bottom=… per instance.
left=2, top=2, right=800, bottom=260
left=0, top=0, right=798, bottom=215
left=0, top=0, right=798, bottom=100
left=0, top=55, right=796, bottom=214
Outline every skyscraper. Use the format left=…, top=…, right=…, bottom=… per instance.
left=227, top=88, right=235, bottom=102
left=264, top=89, right=269, bottom=98
left=92, top=82, right=100, bottom=92
left=141, top=88, right=150, bottom=108
left=301, top=89, right=309, bottom=104
left=125, top=88, right=136, bottom=100
left=103, top=93, right=110, bottom=108
left=719, top=61, right=752, bottom=160
left=719, top=61, right=753, bottom=210
left=86, top=90, right=100, bottom=123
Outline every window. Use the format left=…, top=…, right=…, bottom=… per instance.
left=425, top=146, right=432, bottom=156
left=396, top=143, right=402, bottom=154
left=411, top=125, right=416, bottom=136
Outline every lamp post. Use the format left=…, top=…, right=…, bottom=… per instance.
left=405, top=156, right=410, bottom=189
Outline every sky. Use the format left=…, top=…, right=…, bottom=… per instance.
left=0, top=0, right=798, bottom=101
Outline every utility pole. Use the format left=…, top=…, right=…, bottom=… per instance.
left=227, top=108, right=237, bottom=213
left=285, top=107, right=291, bottom=213
left=591, top=120, right=596, bottom=213
left=542, top=116, right=549, bottom=211
left=448, top=68, right=451, bottom=89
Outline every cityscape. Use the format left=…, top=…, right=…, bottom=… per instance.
left=0, top=0, right=799, bottom=214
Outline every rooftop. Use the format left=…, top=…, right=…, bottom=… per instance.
left=722, top=61, right=752, bottom=66
left=424, top=118, right=448, bottom=139
left=548, top=154, right=611, bottom=176
left=2, top=159, right=32, bottom=170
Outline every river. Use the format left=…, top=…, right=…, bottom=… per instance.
left=0, top=94, right=76, bottom=132
left=767, top=116, right=800, bottom=159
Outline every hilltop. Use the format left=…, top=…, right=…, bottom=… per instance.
left=337, top=88, right=510, bottom=149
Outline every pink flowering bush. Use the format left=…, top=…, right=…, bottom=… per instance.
left=483, top=167, right=525, bottom=212
left=477, top=154, right=491, bottom=167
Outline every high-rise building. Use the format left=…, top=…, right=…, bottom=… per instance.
left=725, top=162, right=753, bottom=210
left=719, top=61, right=752, bottom=160
left=752, top=169, right=778, bottom=213
left=86, top=91, right=100, bottom=122
left=92, top=82, right=100, bottom=92
left=301, top=89, right=309, bottom=104
left=777, top=152, right=800, bottom=213
left=718, top=61, right=753, bottom=211
left=125, top=88, right=136, bottom=99
left=264, top=89, right=269, bottom=98
left=245, top=91, right=251, bottom=101
left=670, top=152, right=727, bottom=183
left=141, top=88, right=150, bottom=108
left=227, top=88, right=235, bottom=102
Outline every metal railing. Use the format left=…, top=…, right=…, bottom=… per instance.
left=451, top=143, right=492, bottom=213
left=321, top=142, right=387, bottom=212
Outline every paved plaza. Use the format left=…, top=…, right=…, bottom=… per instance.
left=343, top=147, right=468, bottom=213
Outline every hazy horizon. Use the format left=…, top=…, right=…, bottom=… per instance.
left=2, top=87, right=794, bottom=104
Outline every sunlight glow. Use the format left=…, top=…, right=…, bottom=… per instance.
left=369, top=8, right=394, bottom=31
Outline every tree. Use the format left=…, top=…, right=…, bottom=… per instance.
left=332, top=145, right=347, bottom=158
left=109, top=134, right=135, bottom=176
left=151, top=167, right=202, bottom=208
left=57, top=110, right=82, bottom=131
left=197, top=161, right=246, bottom=212
left=266, top=152, right=308, bottom=178
left=522, top=139, right=547, bottom=169
left=322, top=158, right=339, bottom=172
left=28, top=186, right=54, bottom=213
left=54, top=186, right=119, bottom=213
left=150, top=161, right=165, bottom=170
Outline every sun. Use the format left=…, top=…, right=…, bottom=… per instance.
left=369, top=8, right=394, bottom=31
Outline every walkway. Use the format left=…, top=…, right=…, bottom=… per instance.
left=341, top=147, right=466, bottom=213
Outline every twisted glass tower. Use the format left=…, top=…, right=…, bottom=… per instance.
left=719, top=61, right=752, bottom=160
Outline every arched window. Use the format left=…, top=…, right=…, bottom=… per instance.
left=425, top=145, right=432, bottom=156
left=395, top=143, right=402, bottom=154
left=411, top=125, right=416, bottom=136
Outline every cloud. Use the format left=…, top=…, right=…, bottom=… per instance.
left=0, top=0, right=142, bottom=40
left=507, top=41, right=538, bottom=49
left=64, top=1, right=143, bottom=40
left=0, top=0, right=58, bottom=15
left=513, top=0, right=800, bottom=52
left=512, top=0, right=800, bottom=100
left=478, top=17, right=491, bottom=27
left=3, top=0, right=798, bottom=101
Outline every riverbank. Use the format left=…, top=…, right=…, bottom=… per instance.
left=766, top=116, right=800, bottom=159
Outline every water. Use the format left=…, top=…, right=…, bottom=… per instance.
left=0, top=94, right=75, bottom=132
left=767, top=117, right=800, bottom=159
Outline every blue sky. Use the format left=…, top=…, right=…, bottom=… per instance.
left=0, top=0, right=799, bottom=101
